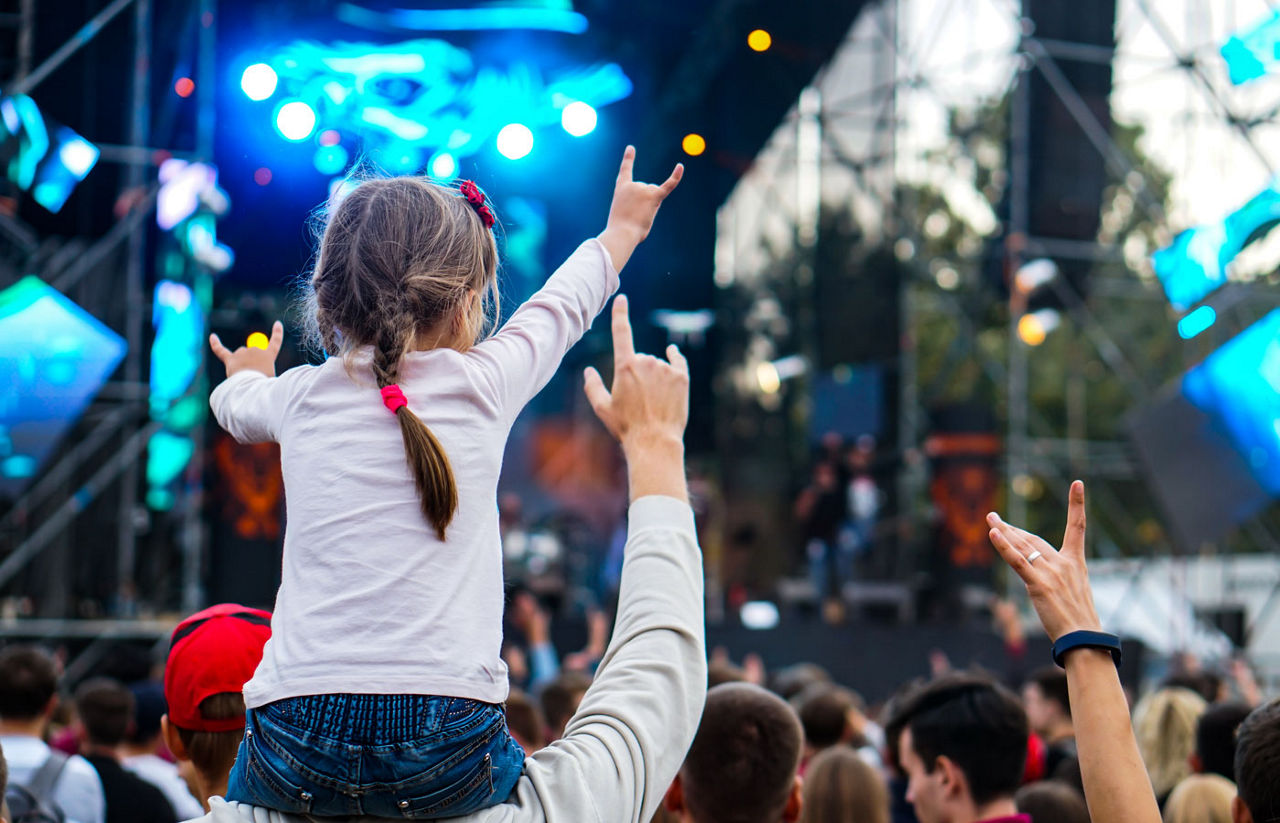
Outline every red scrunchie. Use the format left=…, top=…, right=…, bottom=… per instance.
left=381, top=384, right=408, bottom=414
left=458, top=179, right=496, bottom=229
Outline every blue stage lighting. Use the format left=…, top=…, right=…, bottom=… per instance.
left=1152, top=179, right=1280, bottom=311
left=275, top=100, right=317, bottom=141
left=1177, top=305, right=1217, bottom=340
left=1183, top=309, right=1280, bottom=496
left=252, top=38, right=632, bottom=173
left=429, top=151, right=458, bottom=180
left=497, top=123, right=533, bottom=160
left=561, top=101, right=597, bottom=137
left=241, top=63, right=279, bottom=101
left=0, top=95, right=99, bottom=213
left=335, top=3, right=589, bottom=34
left=1222, top=9, right=1280, bottom=85
left=313, top=144, right=349, bottom=175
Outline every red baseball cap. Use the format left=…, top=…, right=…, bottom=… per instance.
left=164, top=603, right=272, bottom=733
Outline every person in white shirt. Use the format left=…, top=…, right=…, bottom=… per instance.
left=0, top=646, right=105, bottom=823
left=207, top=147, right=682, bottom=818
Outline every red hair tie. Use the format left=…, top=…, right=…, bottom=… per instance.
left=381, top=384, right=408, bottom=414
left=458, top=179, right=496, bottom=229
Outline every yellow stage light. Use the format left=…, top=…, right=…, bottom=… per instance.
left=748, top=29, right=772, bottom=52
left=247, top=332, right=270, bottom=350
left=682, top=133, right=706, bottom=156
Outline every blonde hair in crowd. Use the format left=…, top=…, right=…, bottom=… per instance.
left=1132, top=687, right=1208, bottom=799
left=1162, top=773, right=1237, bottom=823
left=799, top=746, right=889, bottom=823
left=302, top=176, right=500, bottom=539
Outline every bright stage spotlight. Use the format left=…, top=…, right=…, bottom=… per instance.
left=560, top=101, right=597, bottom=137
left=682, top=133, right=706, bottom=156
left=241, top=63, right=279, bottom=101
left=1017, top=309, right=1060, bottom=346
left=747, top=29, right=773, bottom=52
left=429, top=151, right=458, bottom=180
left=496, top=123, right=534, bottom=159
left=275, top=100, right=317, bottom=141
left=313, top=144, right=348, bottom=175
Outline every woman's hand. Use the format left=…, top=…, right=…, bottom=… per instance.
left=987, top=480, right=1104, bottom=642
left=597, top=145, right=683, bottom=273
left=210, top=321, right=284, bottom=378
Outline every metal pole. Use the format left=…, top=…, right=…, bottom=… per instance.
left=890, top=0, right=920, bottom=583
left=0, top=424, right=160, bottom=590
left=180, top=0, right=219, bottom=613
left=5, top=0, right=137, bottom=95
left=116, top=0, right=151, bottom=610
left=15, top=0, right=33, bottom=81
left=1007, top=40, right=1032, bottom=532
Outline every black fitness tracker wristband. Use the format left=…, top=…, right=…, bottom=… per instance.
left=1052, top=630, right=1122, bottom=669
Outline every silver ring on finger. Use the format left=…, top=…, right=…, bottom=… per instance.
left=1027, top=550, right=1043, bottom=565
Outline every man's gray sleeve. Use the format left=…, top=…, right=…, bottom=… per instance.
left=492, top=495, right=707, bottom=823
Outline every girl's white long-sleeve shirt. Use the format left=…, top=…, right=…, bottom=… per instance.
left=209, top=239, right=619, bottom=708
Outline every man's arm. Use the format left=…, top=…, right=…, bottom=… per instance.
left=488, top=294, right=703, bottom=823
left=988, top=481, right=1160, bottom=823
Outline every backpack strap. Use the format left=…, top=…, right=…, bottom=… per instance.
left=24, top=750, right=69, bottom=807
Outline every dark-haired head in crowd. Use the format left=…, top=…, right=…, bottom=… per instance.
left=797, top=685, right=857, bottom=755
left=885, top=673, right=1028, bottom=823
left=664, top=683, right=804, bottom=823
left=1193, top=702, right=1251, bottom=781
left=504, top=690, right=546, bottom=753
left=118, top=682, right=205, bottom=820
left=1232, top=698, right=1280, bottom=823
left=1163, top=669, right=1225, bottom=705
left=0, top=645, right=106, bottom=823
left=539, top=671, right=592, bottom=742
left=1013, top=781, right=1088, bottom=823
left=1022, top=667, right=1078, bottom=784
left=75, top=678, right=176, bottom=823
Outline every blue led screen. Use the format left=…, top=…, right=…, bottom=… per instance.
left=1182, top=309, right=1280, bottom=497
left=0, top=277, right=127, bottom=498
left=1152, top=180, right=1280, bottom=311
left=1222, top=9, right=1280, bottom=85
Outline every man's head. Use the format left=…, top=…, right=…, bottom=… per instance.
left=796, top=684, right=859, bottom=751
left=886, top=673, right=1028, bottom=823
left=125, top=681, right=167, bottom=749
left=75, top=678, right=135, bottom=748
left=160, top=603, right=271, bottom=794
left=0, top=646, right=59, bottom=724
left=1022, top=666, right=1071, bottom=738
left=664, top=683, right=804, bottom=823
left=1194, top=701, right=1251, bottom=779
left=1232, top=699, right=1280, bottom=823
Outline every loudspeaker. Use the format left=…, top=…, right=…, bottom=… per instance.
left=1024, top=0, right=1116, bottom=297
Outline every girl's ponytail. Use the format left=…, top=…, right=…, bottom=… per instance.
left=373, top=344, right=458, bottom=540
